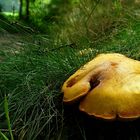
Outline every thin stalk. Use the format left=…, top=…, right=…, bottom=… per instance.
left=4, top=95, right=14, bottom=140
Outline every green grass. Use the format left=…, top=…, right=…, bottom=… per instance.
left=0, top=1, right=140, bottom=139
left=0, top=96, right=13, bottom=140
left=4, top=95, right=14, bottom=140
left=0, top=131, right=9, bottom=140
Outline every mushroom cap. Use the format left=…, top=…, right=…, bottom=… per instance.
left=62, top=53, right=140, bottom=120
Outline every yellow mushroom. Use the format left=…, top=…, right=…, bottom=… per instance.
left=62, top=53, right=140, bottom=120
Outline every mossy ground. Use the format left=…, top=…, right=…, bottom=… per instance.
left=0, top=1, right=140, bottom=139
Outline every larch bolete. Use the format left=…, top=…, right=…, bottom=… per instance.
left=62, top=53, right=140, bottom=120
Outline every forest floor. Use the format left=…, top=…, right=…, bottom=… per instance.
left=0, top=34, right=23, bottom=51
left=0, top=8, right=140, bottom=140
left=0, top=33, right=49, bottom=60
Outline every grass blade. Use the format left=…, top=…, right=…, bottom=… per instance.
left=0, top=130, right=9, bottom=140
left=4, top=95, right=14, bottom=140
